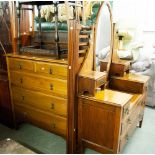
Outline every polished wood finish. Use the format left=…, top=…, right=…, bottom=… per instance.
left=7, top=55, right=67, bottom=137
left=78, top=71, right=107, bottom=96
left=110, top=73, right=150, bottom=94
left=101, top=60, right=131, bottom=77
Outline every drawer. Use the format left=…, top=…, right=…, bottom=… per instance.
left=12, top=86, right=67, bottom=117
left=122, top=102, right=130, bottom=119
left=8, top=58, right=35, bottom=72
left=36, top=62, right=67, bottom=78
left=14, top=104, right=66, bottom=136
left=96, top=76, right=106, bottom=88
left=10, top=71, right=67, bottom=98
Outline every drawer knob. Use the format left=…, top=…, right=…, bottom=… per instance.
left=49, top=68, right=53, bottom=74
left=51, top=103, right=55, bottom=109
left=50, top=84, right=53, bottom=90
left=18, top=64, right=22, bottom=69
left=52, top=123, right=56, bottom=129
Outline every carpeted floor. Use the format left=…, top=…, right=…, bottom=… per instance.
left=0, top=106, right=155, bottom=154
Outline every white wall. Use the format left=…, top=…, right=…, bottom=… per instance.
left=113, top=0, right=155, bottom=49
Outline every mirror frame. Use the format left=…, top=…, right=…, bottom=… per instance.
left=94, top=1, right=113, bottom=75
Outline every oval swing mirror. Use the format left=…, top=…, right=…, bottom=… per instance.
left=94, top=2, right=113, bottom=76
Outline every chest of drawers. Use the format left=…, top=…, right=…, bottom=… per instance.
left=6, top=55, right=68, bottom=137
left=78, top=89, right=147, bottom=153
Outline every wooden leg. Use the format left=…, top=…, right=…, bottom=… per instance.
left=139, top=118, right=143, bottom=128
left=77, top=141, right=84, bottom=154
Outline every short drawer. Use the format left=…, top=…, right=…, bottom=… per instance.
left=12, top=86, right=67, bottom=117
left=36, top=62, right=67, bottom=78
left=14, top=104, right=66, bottom=136
left=10, top=71, right=67, bottom=98
left=8, top=58, right=35, bottom=72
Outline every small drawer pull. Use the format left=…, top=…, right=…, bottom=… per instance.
left=51, top=103, right=55, bottom=109
left=51, top=123, right=56, bottom=129
left=49, top=68, right=53, bottom=74
left=22, top=96, right=25, bottom=101
left=18, top=64, right=22, bottom=69
left=20, top=78, right=23, bottom=84
left=50, top=84, right=53, bottom=90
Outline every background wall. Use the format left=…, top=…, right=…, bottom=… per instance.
left=113, top=0, right=155, bottom=50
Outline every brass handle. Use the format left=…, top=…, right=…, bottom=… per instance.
left=51, top=123, right=56, bottom=129
left=22, top=96, right=25, bottom=101
left=20, top=78, right=23, bottom=84
left=50, top=84, right=53, bottom=90
left=49, top=68, right=53, bottom=74
left=18, top=64, right=22, bottom=69
left=51, top=103, right=54, bottom=109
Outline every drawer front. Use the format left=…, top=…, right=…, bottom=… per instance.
left=10, top=71, right=67, bottom=98
left=96, top=76, right=106, bottom=88
left=36, top=62, right=67, bottom=78
left=122, top=102, right=130, bottom=119
left=8, top=58, right=35, bottom=72
left=12, top=86, right=67, bottom=117
left=14, top=104, right=66, bottom=136
left=121, top=98, right=144, bottom=136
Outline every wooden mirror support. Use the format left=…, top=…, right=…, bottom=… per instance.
left=78, top=2, right=113, bottom=96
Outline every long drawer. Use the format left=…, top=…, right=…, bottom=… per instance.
left=10, top=71, right=67, bottom=98
left=8, top=58, right=67, bottom=79
left=8, top=58, right=35, bottom=72
left=12, top=86, right=67, bottom=117
left=14, top=104, right=66, bottom=137
left=35, top=61, right=67, bottom=78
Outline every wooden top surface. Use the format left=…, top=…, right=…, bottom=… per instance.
left=80, top=89, right=133, bottom=107
left=129, top=94, right=143, bottom=110
left=79, top=71, right=107, bottom=80
left=111, top=73, right=150, bottom=83
left=6, top=54, right=68, bottom=65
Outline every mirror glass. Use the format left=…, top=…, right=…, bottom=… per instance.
left=95, top=2, right=112, bottom=73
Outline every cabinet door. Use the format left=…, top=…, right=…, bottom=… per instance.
left=79, top=99, right=121, bottom=151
